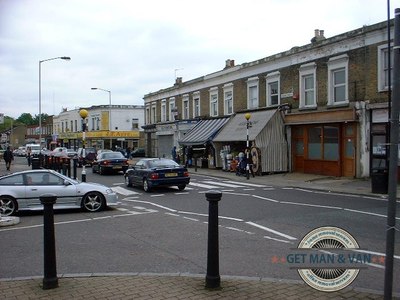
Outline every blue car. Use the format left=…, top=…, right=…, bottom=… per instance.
left=124, top=158, right=190, bottom=192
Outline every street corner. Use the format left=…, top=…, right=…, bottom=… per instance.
left=0, top=216, right=20, bottom=227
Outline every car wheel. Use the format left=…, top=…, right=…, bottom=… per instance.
left=0, top=196, right=17, bottom=216
left=178, top=184, right=186, bottom=191
left=81, top=191, right=105, bottom=212
left=143, top=179, right=151, bottom=192
left=125, top=176, right=132, bottom=187
left=99, top=167, right=104, bottom=175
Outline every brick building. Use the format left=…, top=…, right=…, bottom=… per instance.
left=143, top=19, right=394, bottom=178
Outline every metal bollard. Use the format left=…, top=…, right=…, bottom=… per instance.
left=205, top=190, right=222, bottom=289
left=40, top=194, right=58, bottom=290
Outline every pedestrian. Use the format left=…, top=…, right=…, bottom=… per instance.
left=26, top=146, right=32, bottom=166
left=4, top=146, right=14, bottom=171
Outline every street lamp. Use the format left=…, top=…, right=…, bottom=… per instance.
left=244, top=113, right=252, bottom=180
left=79, top=109, right=88, bottom=182
left=91, top=87, right=112, bottom=149
left=39, top=56, right=71, bottom=150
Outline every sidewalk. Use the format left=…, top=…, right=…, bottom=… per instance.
left=0, top=160, right=398, bottom=299
left=0, top=273, right=385, bottom=299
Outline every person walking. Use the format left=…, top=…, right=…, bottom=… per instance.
left=4, top=146, right=14, bottom=171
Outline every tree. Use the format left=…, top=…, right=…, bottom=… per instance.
left=16, top=113, right=35, bottom=125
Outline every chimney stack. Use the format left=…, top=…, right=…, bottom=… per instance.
left=225, top=59, right=235, bottom=69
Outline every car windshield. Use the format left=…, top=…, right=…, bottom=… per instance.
left=148, top=159, right=179, bottom=168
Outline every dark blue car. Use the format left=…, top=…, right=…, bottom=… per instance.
left=124, top=158, right=190, bottom=192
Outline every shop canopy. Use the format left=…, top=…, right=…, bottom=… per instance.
left=213, top=110, right=276, bottom=142
left=178, top=117, right=230, bottom=146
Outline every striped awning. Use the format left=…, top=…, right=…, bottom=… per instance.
left=178, top=117, right=230, bottom=146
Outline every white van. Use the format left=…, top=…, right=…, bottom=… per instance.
left=26, top=144, right=41, bottom=156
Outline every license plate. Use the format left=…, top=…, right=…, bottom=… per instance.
left=165, top=173, right=177, bottom=177
left=113, top=166, right=122, bottom=169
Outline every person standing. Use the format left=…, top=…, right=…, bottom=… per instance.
left=4, top=146, right=14, bottom=171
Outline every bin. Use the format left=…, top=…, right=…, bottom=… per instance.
left=31, top=157, right=40, bottom=170
left=371, top=167, right=388, bottom=194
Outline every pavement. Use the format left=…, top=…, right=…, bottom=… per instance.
left=0, top=160, right=399, bottom=299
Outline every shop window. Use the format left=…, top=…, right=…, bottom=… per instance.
left=323, top=126, right=339, bottom=160
left=307, top=125, right=339, bottom=160
left=308, top=127, right=322, bottom=159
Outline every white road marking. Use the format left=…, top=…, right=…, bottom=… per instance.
left=222, top=180, right=268, bottom=188
left=264, top=236, right=294, bottom=244
left=203, top=181, right=242, bottom=188
left=246, top=221, right=297, bottom=241
left=112, top=186, right=140, bottom=196
left=251, top=194, right=279, bottom=203
left=189, top=182, right=220, bottom=189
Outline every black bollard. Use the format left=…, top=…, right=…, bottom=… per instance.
left=67, top=159, right=71, bottom=178
left=205, top=190, right=222, bottom=289
left=73, top=157, right=78, bottom=179
left=40, top=194, right=58, bottom=290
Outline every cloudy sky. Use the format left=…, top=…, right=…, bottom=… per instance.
left=0, top=0, right=396, bottom=119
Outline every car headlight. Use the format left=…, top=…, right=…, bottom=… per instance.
left=105, top=188, right=113, bottom=194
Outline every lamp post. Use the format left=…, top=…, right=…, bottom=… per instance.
left=91, top=88, right=112, bottom=149
left=79, top=109, right=88, bottom=182
left=244, top=113, right=252, bottom=180
left=39, top=56, right=71, bottom=150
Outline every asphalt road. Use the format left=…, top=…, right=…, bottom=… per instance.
left=0, top=157, right=399, bottom=295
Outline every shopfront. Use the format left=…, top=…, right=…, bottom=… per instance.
left=213, top=109, right=287, bottom=174
left=285, top=108, right=357, bottom=177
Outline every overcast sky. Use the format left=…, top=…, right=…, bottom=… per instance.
left=0, top=0, right=396, bottom=119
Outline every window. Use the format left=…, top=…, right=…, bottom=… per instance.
left=70, top=121, right=73, bottom=132
left=209, top=88, right=218, bottom=117
left=182, top=95, right=189, bottom=119
left=74, top=120, right=77, bottom=132
left=145, top=107, right=150, bottom=125
left=193, top=96, right=200, bottom=117
left=299, top=63, right=316, bottom=108
left=161, top=100, right=166, bottom=122
left=168, top=98, right=175, bottom=121
left=307, top=125, right=339, bottom=161
left=266, top=72, right=280, bottom=107
left=378, top=44, right=393, bottom=91
left=223, top=83, right=233, bottom=115
left=151, top=105, right=156, bottom=123
left=327, top=54, right=348, bottom=105
left=247, top=77, right=259, bottom=109
left=132, top=118, right=139, bottom=129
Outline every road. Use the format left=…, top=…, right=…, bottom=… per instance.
left=0, top=157, right=399, bottom=294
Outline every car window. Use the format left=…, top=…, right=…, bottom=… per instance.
left=149, top=159, right=179, bottom=168
left=103, top=152, right=124, bottom=159
left=0, top=174, right=24, bottom=185
left=29, top=173, right=64, bottom=185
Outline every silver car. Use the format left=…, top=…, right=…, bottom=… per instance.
left=0, top=169, right=118, bottom=216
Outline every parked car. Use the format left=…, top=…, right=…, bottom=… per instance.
left=50, top=147, right=68, bottom=157
left=92, top=151, right=129, bottom=175
left=16, top=146, right=26, bottom=157
left=124, top=158, right=190, bottom=192
left=66, top=148, right=78, bottom=158
left=77, top=147, right=97, bottom=167
left=0, top=169, right=118, bottom=216
left=130, top=148, right=145, bottom=158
